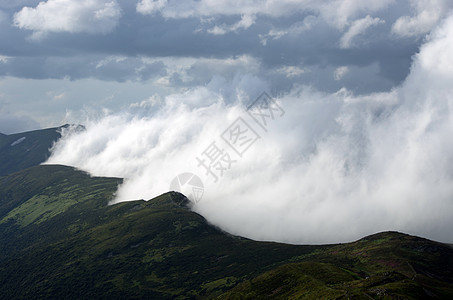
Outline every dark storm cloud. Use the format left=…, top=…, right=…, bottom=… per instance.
left=0, top=0, right=447, bottom=93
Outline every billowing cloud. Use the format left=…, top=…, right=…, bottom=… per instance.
left=47, top=15, right=453, bottom=244
left=13, top=0, right=122, bottom=38
left=3, top=0, right=453, bottom=244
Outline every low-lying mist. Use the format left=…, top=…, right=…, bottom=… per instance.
left=46, top=16, right=453, bottom=244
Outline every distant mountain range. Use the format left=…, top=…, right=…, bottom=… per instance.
left=0, top=125, right=65, bottom=176
left=0, top=127, right=452, bottom=299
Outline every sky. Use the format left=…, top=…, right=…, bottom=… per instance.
left=3, top=0, right=453, bottom=244
left=2, top=0, right=450, bottom=133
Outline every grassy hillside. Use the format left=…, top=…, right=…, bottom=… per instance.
left=0, top=165, right=315, bottom=298
left=1, top=165, right=452, bottom=299
left=220, top=232, right=453, bottom=299
left=0, top=125, right=75, bottom=176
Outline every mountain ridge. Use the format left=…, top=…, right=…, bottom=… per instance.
left=0, top=124, right=87, bottom=177
left=1, top=127, right=453, bottom=298
left=0, top=125, right=64, bottom=176
left=0, top=165, right=452, bottom=298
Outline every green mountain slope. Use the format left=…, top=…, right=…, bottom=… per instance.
left=220, top=232, right=453, bottom=299
left=0, top=165, right=452, bottom=299
left=0, top=165, right=317, bottom=299
left=0, top=125, right=75, bottom=176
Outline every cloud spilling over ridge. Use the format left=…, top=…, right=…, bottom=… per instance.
left=46, top=15, right=453, bottom=244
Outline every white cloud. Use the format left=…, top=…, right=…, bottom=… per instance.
left=13, top=0, right=122, bottom=38
left=149, top=55, right=262, bottom=85
left=47, top=91, right=65, bottom=101
left=46, top=14, right=453, bottom=244
left=340, top=15, right=384, bottom=49
left=334, top=66, right=349, bottom=80
left=137, top=0, right=394, bottom=29
left=319, top=0, right=393, bottom=29
left=207, top=14, right=255, bottom=35
left=259, top=15, right=316, bottom=45
left=0, top=55, right=10, bottom=63
left=277, top=66, right=306, bottom=78
left=391, top=0, right=452, bottom=37
left=136, top=0, right=167, bottom=15
left=95, top=56, right=128, bottom=69
left=129, top=95, right=162, bottom=108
